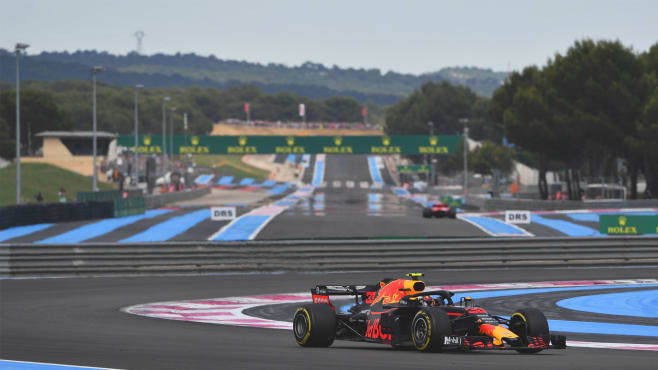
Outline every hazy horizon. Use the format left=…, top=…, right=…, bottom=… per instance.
left=2, top=0, right=657, bottom=74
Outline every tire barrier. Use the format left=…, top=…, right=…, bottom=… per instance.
left=1, top=236, right=657, bottom=277
left=0, top=201, right=114, bottom=230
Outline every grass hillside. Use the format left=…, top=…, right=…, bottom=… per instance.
left=1, top=50, right=508, bottom=99
left=0, top=163, right=115, bottom=206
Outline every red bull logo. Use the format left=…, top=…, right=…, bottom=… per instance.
left=365, top=318, right=391, bottom=341
left=478, top=323, right=518, bottom=345
left=371, top=279, right=425, bottom=305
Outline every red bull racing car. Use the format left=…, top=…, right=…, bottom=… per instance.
left=422, top=202, right=457, bottom=219
left=293, top=273, right=567, bottom=352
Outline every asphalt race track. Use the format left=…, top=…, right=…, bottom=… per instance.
left=2, top=268, right=658, bottom=370
left=2, top=155, right=658, bottom=369
left=2, top=155, right=657, bottom=244
left=259, top=155, right=488, bottom=239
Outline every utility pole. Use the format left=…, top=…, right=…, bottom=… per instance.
left=15, top=42, right=29, bottom=204
left=459, top=118, right=469, bottom=196
left=133, top=84, right=143, bottom=184
left=91, top=66, right=104, bottom=191
left=170, top=107, right=176, bottom=172
left=428, top=121, right=434, bottom=186
left=161, top=96, right=170, bottom=174
left=183, top=112, right=188, bottom=147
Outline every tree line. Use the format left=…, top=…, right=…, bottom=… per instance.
left=0, top=82, right=376, bottom=159
left=0, top=49, right=507, bottom=103
left=385, top=39, right=658, bottom=198
left=490, top=40, right=658, bottom=199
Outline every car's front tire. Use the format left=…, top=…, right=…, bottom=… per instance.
left=509, top=308, right=549, bottom=353
left=411, top=308, right=451, bottom=352
left=293, top=304, right=336, bottom=347
left=448, top=207, right=457, bottom=219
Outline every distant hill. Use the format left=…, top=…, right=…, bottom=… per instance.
left=0, top=50, right=508, bottom=103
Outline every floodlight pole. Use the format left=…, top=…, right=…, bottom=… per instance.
left=170, top=107, right=176, bottom=172
left=15, top=43, right=29, bottom=204
left=91, top=66, right=104, bottom=191
left=133, top=84, right=143, bottom=184
left=162, top=96, right=170, bottom=174
left=460, top=118, right=470, bottom=196
left=428, top=121, right=434, bottom=186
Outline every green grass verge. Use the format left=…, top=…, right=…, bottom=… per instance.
left=189, top=155, right=269, bottom=181
left=0, top=163, right=115, bottom=206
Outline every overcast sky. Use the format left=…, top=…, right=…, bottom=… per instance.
left=2, top=0, right=656, bottom=74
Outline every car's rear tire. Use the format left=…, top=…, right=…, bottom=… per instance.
left=293, top=304, right=336, bottom=347
left=509, top=308, right=549, bottom=354
left=448, top=207, right=457, bottom=219
left=422, top=208, right=432, bottom=218
left=411, top=308, right=451, bottom=352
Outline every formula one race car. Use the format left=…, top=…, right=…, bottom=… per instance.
left=422, top=202, right=456, bottom=219
left=293, top=273, right=566, bottom=352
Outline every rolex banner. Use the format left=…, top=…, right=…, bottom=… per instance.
left=116, top=135, right=461, bottom=155
left=599, top=215, right=658, bottom=235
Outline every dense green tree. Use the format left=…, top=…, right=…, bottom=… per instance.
left=0, top=117, right=14, bottom=159
left=637, top=43, right=658, bottom=196
left=0, top=88, right=71, bottom=156
left=385, top=81, right=499, bottom=139
left=545, top=40, right=645, bottom=198
left=490, top=67, right=560, bottom=199
left=470, top=141, right=515, bottom=176
left=490, top=39, right=652, bottom=199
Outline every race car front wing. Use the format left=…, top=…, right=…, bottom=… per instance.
left=443, top=334, right=567, bottom=350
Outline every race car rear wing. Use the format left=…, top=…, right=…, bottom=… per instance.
left=311, top=284, right=380, bottom=307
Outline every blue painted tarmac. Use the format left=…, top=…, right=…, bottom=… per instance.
left=531, top=214, right=602, bottom=236
left=0, top=224, right=54, bottom=242
left=211, top=215, right=270, bottom=241
left=120, top=209, right=209, bottom=242
left=557, top=289, right=658, bottom=319
left=460, top=215, right=527, bottom=236
left=35, top=210, right=171, bottom=244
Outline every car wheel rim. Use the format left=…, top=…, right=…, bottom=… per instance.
left=413, top=318, right=428, bottom=345
left=294, top=314, right=308, bottom=339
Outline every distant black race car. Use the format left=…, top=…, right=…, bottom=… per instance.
left=293, top=273, right=566, bottom=352
left=422, top=202, right=457, bottom=219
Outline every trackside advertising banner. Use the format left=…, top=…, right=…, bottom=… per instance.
left=117, top=135, right=461, bottom=155
left=599, top=215, right=658, bottom=235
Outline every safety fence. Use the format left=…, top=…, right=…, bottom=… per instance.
left=114, top=197, right=145, bottom=218
left=465, top=195, right=658, bottom=211
left=77, top=190, right=145, bottom=218
left=1, top=236, right=656, bottom=277
left=76, top=190, right=142, bottom=202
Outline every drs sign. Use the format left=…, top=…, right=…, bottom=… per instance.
left=505, top=210, right=531, bottom=224
left=211, top=207, right=237, bottom=221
